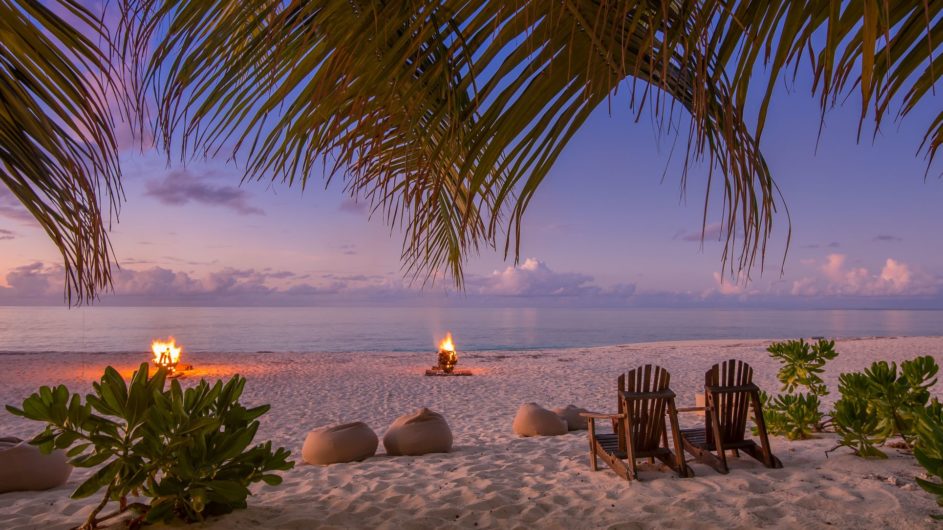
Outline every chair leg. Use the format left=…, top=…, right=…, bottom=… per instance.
left=707, top=392, right=728, bottom=473
left=587, top=418, right=598, bottom=471
left=667, top=400, right=692, bottom=478
left=750, top=390, right=781, bottom=469
left=624, top=409, right=639, bottom=480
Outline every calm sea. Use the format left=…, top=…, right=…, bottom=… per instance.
left=0, top=306, right=940, bottom=354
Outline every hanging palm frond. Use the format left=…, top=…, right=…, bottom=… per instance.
left=120, top=0, right=941, bottom=287
left=0, top=0, right=122, bottom=304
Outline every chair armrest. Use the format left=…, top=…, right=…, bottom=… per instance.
left=579, top=412, right=625, bottom=419
left=676, top=406, right=709, bottom=413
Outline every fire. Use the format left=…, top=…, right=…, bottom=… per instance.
left=438, top=332, right=455, bottom=353
left=437, top=332, right=458, bottom=373
left=151, top=338, right=182, bottom=370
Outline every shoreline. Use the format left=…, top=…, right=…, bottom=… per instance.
left=2, top=336, right=942, bottom=528
left=0, top=333, right=941, bottom=357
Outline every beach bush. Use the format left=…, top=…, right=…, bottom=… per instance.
left=914, top=403, right=943, bottom=514
left=767, top=338, right=838, bottom=396
left=6, top=363, right=293, bottom=529
left=831, top=355, right=939, bottom=458
left=761, top=338, right=837, bottom=440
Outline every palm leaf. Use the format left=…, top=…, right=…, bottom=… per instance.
left=120, top=0, right=941, bottom=287
left=1, top=0, right=122, bottom=304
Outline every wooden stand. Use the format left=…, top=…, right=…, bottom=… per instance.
left=424, top=367, right=473, bottom=376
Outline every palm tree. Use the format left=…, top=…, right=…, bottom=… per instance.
left=1, top=0, right=122, bottom=303
left=6, top=1, right=942, bottom=301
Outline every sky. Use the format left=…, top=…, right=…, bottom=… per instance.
left=2, top=17, right=942, bottom=308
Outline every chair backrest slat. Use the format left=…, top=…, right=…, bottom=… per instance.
left=618, top=364, right=672, bottom=453
left=705, top=359, right=754, bottom=443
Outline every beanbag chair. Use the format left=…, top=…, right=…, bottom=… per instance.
left=0, top=437, right=72, bottom=493
left=513, top=403, right=568, bottom=437
left=382, top=408, right=453, bottom=456
left=552, top=405, right=589, bottom=431
left=302, top=422, right=378, bottom=465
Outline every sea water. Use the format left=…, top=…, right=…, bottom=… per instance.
left=0, top=306, right=940, bottom=354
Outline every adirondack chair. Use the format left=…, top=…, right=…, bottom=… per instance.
left=678, top=359, right=783, bottom=474
left=581, top=365, right=692, bottom=481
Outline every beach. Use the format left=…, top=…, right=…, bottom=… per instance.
left=1, top=336, right=941, bottom=529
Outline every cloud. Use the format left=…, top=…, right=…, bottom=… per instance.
left=790, top=253, right=936, bottom=296
left=873, top=234, right=903, bottom=243
left=0, top=262, right=60, bottom=299
left=676, top=222, right=726, bottom=242
left=145, top=170, right=264, bottom=215
left=711, top=272, right=746, bottom=295
left=339, top=198, right=368, bottom=215
left=0, top=228, right=14, bottom=241
left=0, top=187, right=38, bottom=225
left=468, top=258, right=636, bottom=299
left=801, top=241, right=841, bottom=249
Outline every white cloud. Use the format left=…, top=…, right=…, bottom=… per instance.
left=711, top=272, right=746, bottom=295
left=469, top=258, right=634, bottom=298
left=790, top=253, right=935, bottom=296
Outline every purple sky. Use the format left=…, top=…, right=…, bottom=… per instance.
left=2, top=35, right=942, bottom=308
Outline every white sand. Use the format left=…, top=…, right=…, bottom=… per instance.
left=1, top=336, right=942, bottom=529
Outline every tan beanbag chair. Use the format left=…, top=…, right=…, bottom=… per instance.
left=552, top=405, right=589, bottom=431
left=302, top=422, right=378, bottom=465
left=382, top=408, right=453, bottom=456
left=0, top=437, right=72, bottom=493
left=513, top=403, right=568, bottom=437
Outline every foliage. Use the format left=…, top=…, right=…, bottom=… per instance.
left=6, top=363, right=293, bottom=529
left=761, top=339, right=836, bottom=440
left=6, top=2, right=943, bottom=299
left=761, top=391, right=824, bottom=441
left=1, top=0, right=122, bottom=304
left=113, top=1, right=943, bottom=289
left=767, top=339, right=838, bottom=396
left=914, top=403, right=943, bottom=516
left=831, top=355, right=939, bottom=458
left=830, top=390, right=887, bottom=459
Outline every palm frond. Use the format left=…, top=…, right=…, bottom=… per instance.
left=121, top=0, right=942, bottom=287
left=0, top=0, right=122, bottom=304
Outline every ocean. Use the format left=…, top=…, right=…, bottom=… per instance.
left=0, top=306, right=940, bottom=354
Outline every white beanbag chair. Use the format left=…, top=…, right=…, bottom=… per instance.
left=513, top=403, right=568, bottom=437
left=302, top=422, right=378, bottom=465
left=382, top=408, right=453, bottom=456
left=552, top=405, right=589, bottom=431
left=0, top=437, right=72, bottom=493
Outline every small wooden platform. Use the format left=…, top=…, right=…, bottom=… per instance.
left=424, top=368, right=473, bottom=376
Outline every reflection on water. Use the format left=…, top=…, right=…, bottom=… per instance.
left=0, top=306, right=940, bottom=354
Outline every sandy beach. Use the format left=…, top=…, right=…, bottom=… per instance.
left=1, top=336, right=942, bottom=529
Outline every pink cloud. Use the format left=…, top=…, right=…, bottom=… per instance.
left=790, top=253, right=935, bottom=296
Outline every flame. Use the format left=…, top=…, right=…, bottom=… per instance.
left=151, top=338, right=182, bottom=367
left=438, top=332, right=455, bottom=352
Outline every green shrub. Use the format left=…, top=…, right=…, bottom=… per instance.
left=761, top=392, right=824, bottom=441
left=831, top=355, right=939, bottom=458
left=767, top=338, right=838, bottom=396
left=914, top=403, right=943, bottom=516
left=761, top=338, right=836, bottom=439
left=6, top=363, right=293, bottom=529
left=830, top=390, right=887, bottom=459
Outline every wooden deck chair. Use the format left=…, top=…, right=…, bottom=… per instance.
left=679, top=359, right=784, bottom=474
left=582, top=365, right=692, bottom=480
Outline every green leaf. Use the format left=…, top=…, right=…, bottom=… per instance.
left=71, top=460, right=121, bottom=499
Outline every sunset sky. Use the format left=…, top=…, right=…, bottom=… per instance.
left=2, top=63, right=942, bottom=308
